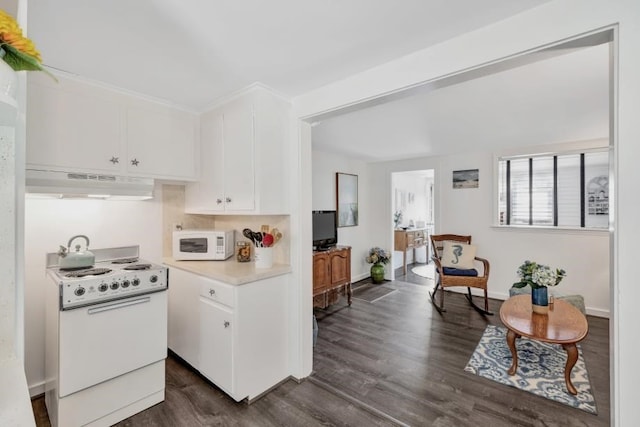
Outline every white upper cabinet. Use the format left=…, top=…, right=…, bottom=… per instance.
left=222, top=95, right=256, bottom=211
left=126, top=103, right=198, bottom=180
left=26, top=73, right=198, bottom=181
left=27, top=74, right=123, bottom=173
left=185, top=86, right=290, bottom=214
left=185, top=108, right=226, bottom=210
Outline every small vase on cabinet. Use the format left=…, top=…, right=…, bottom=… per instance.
left=370, top=263, right=385, bottom=284
left=531, top=286, right=549, bottom=315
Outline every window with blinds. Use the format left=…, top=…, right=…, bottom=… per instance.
left=497, top=149, right=609, bottom=229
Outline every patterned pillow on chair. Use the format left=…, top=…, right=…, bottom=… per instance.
left=441, top=241, right=476, bottom=269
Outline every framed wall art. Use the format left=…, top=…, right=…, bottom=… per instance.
left=336, top=172, right=358, bottom=227
left=452, top=169, right=479, bottom=189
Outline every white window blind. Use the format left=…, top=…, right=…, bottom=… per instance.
left=509, top=158, right=530, bottom=225
left=557, top=155, right=581, bottom=227
left=498, top=148, right=608, bottom=229
left=531, top=157, right=553, bottom=225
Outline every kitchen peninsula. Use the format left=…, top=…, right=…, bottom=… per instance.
left=164, top=257, right=291, bottom=403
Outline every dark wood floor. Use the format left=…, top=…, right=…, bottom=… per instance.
left=32, top=264, right=610, bottom=426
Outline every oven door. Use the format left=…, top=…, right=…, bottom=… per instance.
left=58, top=291, right=167, bottom=397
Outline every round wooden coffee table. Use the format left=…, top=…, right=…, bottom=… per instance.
left=499, top=294, right=589, bottom=395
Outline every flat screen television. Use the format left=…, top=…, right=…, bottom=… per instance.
left=312, top=210, right=337, bottom=250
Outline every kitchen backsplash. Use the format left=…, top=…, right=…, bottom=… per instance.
left=162, top=185, right=290, bottom=264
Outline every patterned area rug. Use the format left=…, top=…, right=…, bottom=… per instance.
left=352, top=284, right=397, bottom=303
left=465, top=325, right=597, bottom=414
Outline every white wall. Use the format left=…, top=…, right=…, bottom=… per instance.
left=24, top=189, right=164, bottom=396
left=294, top=2, right=640, bottom=423
left=440, top=150, right=609, bottom=313
left=312, top=150, right=370, bottom=281
left=365, top=147, right=609, bottom=317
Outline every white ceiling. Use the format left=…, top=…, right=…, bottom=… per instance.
left=311, top=43, right=610, bottom=161
left=27, top=0, right=550, bottom=110
left=27, top=0, right=603, bottom=163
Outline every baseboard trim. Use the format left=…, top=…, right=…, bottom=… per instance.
left=29, top=380, right=46, bottom=398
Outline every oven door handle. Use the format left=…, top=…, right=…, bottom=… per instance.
left=87, top=296, right=151, bottom=314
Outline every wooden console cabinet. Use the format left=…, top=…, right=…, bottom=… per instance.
left=313, top=246, right=352, bottom=309
left=394, top=229, right=427, bottom=275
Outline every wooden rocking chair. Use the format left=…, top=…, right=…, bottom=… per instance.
left=429, top=234, right=492, bottom=315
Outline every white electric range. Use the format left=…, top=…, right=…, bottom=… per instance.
left=44, top=246, right=168, bottom=427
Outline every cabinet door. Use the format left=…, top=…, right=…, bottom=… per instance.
left=185, top=109, right=225, bottom=212
left=199, top=297, right=234, bottom=395
left=167, top=268, right=201, bottom=368
left=222, top=97, right=255, bottom=211
left=126, top=105, right=197, bottom=180
left=312, top=253, right=331, bottom=294
left=330, top=249, right=351, bottom=286
left=26, top=78, right=123, bottom=173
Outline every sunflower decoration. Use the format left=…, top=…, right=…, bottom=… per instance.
left=0, top=9, right=52, bottom=78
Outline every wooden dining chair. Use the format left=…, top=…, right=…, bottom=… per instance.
left=429, top=234, right=492, bottom=315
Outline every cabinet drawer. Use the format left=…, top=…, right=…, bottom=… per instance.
left=200, top=280, right=234, bottom=308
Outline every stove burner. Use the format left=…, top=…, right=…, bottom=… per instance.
left=123, top=264, right=152, bottom=271
left=111, top=258, right=140, bottom=264
left=64, top=268, right=112, bottom=278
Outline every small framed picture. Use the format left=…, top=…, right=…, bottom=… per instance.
left=453, top=169, right=479, bottom=189
left=336, top=172, right=358, bottom=227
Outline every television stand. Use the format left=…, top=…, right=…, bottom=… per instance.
left=312, top=246, right=351, bottom=309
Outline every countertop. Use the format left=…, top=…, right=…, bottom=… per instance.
left=163, top=258, right=291, bottom=285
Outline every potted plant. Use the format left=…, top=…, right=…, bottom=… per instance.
left=366, top=247, right=391, bottom=283
left=513, top=260, right=566, bottom=314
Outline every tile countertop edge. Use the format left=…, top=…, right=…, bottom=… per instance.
left=0, top=358, right=36, bottom=427
left=163, top=258, right=292, bottom=285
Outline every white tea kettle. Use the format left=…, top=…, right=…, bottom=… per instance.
left=58, top=235, right=95, bottom=269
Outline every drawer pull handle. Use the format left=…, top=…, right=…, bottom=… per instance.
left=209, top=289, right=216, bottom=296
left=224, top=321, right=230, bottom=328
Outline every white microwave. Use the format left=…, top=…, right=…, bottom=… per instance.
left=172, top=230, right=234, bottom=260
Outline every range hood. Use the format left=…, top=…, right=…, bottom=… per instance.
left=25, top=169, right=155, bottom=200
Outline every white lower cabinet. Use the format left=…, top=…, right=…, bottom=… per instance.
left=199, top=296, right=234, bottom=395
left=167, top=267, right=289, bottom=402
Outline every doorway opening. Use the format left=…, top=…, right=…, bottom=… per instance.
left=390, top=169, right=434, bottom=282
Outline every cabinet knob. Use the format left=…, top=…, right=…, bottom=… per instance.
left=224, top=321, right=230, bottom=328
left=225, top=197, right=232, bottom=203
left=109, top=156, right=119, bottom=164
left=216, top=198, right=223, bottom=205
left=209, top=289, right=215, bottom=296
left=130, top=158, right=140, bottom=166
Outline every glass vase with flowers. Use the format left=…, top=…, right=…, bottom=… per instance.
left=513, top=260, right=566, bottom=314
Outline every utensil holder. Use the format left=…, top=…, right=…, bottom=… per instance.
left=254, top=247, right=273, bottom=269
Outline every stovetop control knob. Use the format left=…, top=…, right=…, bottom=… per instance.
left=132, top=278, right=140, bottom=286
left=110, top=281, right=119, bottom=290
left=98, top=283, right=108, bottom=292
left=74, top=287, right=86, bottom=296
left=150, top=275, right=158, bottom=283
left=121, top=279, right=130, bottom=288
